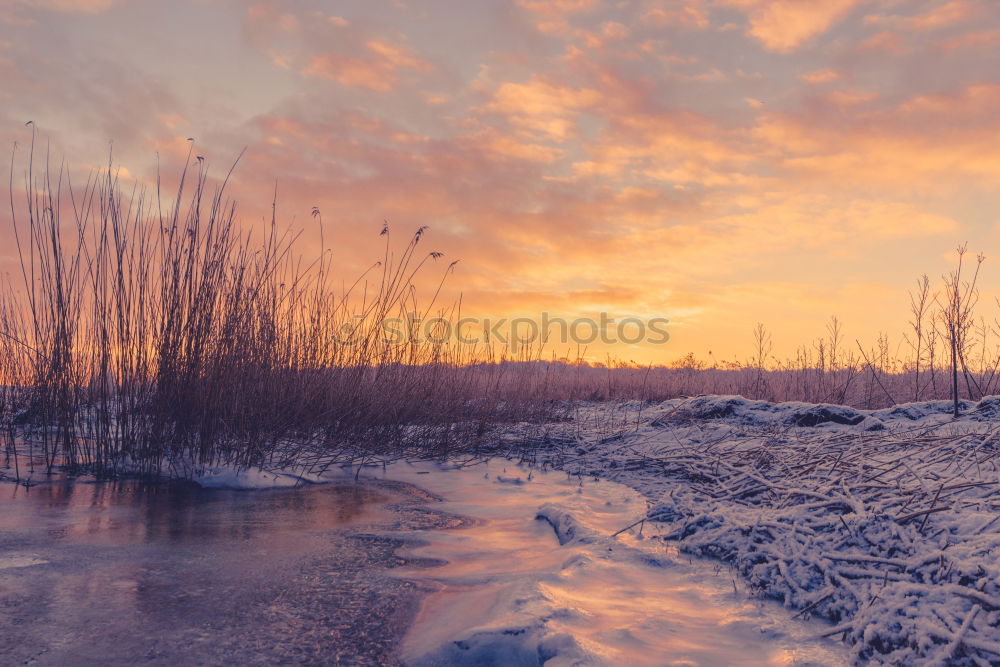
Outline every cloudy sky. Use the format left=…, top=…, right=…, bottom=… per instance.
left=2, top=0, right=999, bottom=363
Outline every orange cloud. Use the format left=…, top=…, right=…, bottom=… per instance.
left=895, top=83, right=1000, bottom=117
left=14, top=0, right=120, bottom=12
left=862, top=1, right=982, bottom=36
left=752, top=84, right=1000, bottom=186
left=302, top=40, right=430, bottom=91
left=936, top=29, right=998, bottom=51
left=517, top=0, right=596, bottom=16
left=800, top=69, right=842, bottom=84
left=642, top=3, right=710, bottom=29
left=483, top=78, right=601, bottom=141
left=365, top=40, right=426, bottom=70
left=600, top=21, right=627, bottom=39
left=906, top=0, right=975, bottom=31
left=463, top=128, right=565, bottom=163
left=722, top=0, right=863, bottom=52
left=858, top=30, right=907, bottom=54
left=820, top=89, right=877, bottom=108
left=627, top=196, right=956, bottom=279
left=585, top=107, right=754, bottom=186
left=517, top=0, right=597, bottom=34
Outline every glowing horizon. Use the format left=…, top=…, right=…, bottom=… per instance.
left=3, top=0, right=1000, bottom=365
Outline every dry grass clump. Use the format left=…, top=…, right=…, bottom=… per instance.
left=644, top=422, right=1000, bottom=664
left=0, top=141, right=555, bottom=478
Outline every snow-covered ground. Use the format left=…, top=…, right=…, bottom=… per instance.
left=81, top=393, right=998, bottom=665
left=506, top=396, right=1000, bottom=666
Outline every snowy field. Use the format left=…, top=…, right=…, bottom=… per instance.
left=509, top=396, right=1000, bottom=666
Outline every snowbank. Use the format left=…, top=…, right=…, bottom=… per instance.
left=187, top=465, right=325, bottom=489
left=102, top=454, right=330, bottom=490
left=670, top=394, right=973, bottom=430
left=403, top=578, right=594, bottom=667
left=536, top=503, right=603, bottom=546
left=522, top=395, right=1000, bottom=666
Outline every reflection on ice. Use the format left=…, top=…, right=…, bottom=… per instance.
left=0, top=476, right=386, bottom=545
left=0, top=477, right=421, bottom=665
left=353, top=460, right=847, bottom=667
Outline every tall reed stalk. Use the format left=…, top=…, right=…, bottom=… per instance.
left=1, top=140, right=552, bottom=477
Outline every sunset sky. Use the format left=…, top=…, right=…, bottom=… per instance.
left=2, top=0, right=1000, bottom=364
